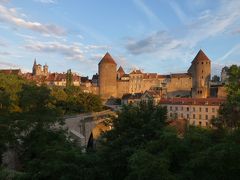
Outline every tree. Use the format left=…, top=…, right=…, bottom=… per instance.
left=211, top=75, right=220, bottom=82
left=182, top=129, right=240, bottom=180
left=66, top=69, right=73, bottom=87
left=212, top=65, right=240, bottom=130
left=95, top=101, right=168, bottom=179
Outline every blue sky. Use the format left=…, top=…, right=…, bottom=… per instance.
left=0, top=0, right=240, bottom=77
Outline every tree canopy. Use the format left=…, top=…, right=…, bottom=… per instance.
left=1, top=71, right=240, bottom=179
left=212, top=65, right=240, bottom=130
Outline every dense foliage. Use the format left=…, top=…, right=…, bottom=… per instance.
left=212, top=65, right=240, bottom=130
left=51, top=86, right=103, bottom=114
left=1, top=65, right=240, bottom=180
left=0, top=73, right=102, bottom=179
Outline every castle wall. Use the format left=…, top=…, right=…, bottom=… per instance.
left=217, top=86, right=227, bottom=98
left=141, top=78, right=164, bottom=92
left=166, top=77, right=192, bottom=97
left=117, top=80, right=130, bottom=98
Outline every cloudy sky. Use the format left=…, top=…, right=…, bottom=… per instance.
left=0, top=0, right=239, bottom=76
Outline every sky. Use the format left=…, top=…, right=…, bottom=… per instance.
left=0, top=0, right=240, bottom=77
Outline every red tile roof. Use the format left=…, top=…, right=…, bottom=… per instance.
left=143, top=73, right=158, bottom=79
left=171, top=73, right=191, bottom=78
left=160, top=98, right=226, bottom=106
left=130, top=69, right=143, bottom=74
left=0, top=69, right=21, bottom=75
left=117, top=66, right=125, bottom=75
left=192, top=49, right=211, bottom=63
left=98, top=52, right=117, bottom=65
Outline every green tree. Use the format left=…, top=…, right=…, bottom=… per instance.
left=211, top=75, right=220, bottom=82
left=212, top=65, right=240, bottom=130
left=96, top=101, right=168, bottom=180
left=66, top=69, right=73, bottom=87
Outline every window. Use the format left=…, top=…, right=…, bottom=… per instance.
left=175, top=106, right=178, bottom=111
left=181, top=107, right=183, bottom=111
left=193, top=107, right=195, bottom=112
left=199, top=107, right=202, bottom=112
left=206, top=122, right=209, bottom=126
left=199, top=114, right=202, bottom=119
left=212, top=115, right=215, bottom=119
left=170, top=106, right=172, bottom=111
left=212, top=108, right=215, bottom=113
left=206, top=115, right=208, bottom=120
left=205, top=108, right=208, bottom=112
left=187, top=114, right=189, bottom=119
left=181, top=113, right=183, bottom=118
left=193, top=114, right=196, bottom=119
left=199, top=121, right=202, bottom=126
left=170, top=113, right=172, bottom=117
left=187, top=107, right=189, bottom=111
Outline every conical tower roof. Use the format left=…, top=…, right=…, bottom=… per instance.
left=117, top=66, right=125, bottom=74
left=33, top=58, right=37, bottom=65
left=192, top=49, right=210, bottom=63
left=98, top=52, right=117, bottom=65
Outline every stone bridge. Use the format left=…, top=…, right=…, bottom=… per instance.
left=63, top=110, right=116, bottom=148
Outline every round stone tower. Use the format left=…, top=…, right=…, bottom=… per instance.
left=98, top=52, right=117, bottom=100
left=190, top=49, right=211, bottom=98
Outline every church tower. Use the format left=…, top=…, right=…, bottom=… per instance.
left=98, top=52, right=117, bottom=100
left=189, top=50, right=211, bottom=98
left=43, top=63, right=49, bottom=76
left=32, top=58, right=37, bottom=76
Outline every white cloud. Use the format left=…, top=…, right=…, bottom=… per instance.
left=126, top=0, right=240, bottom=61
left=0, top=60, right=19, bottom=68
left=25, top=40, right=108, bottom=61
left=0, top=39, right=7, bottom=46
left=0, top=0, right=10, bottom=3
left=34, top=0, right=57, bottom=4
left=168, top=1, right=189, bottom=24
left=0, top=4, right=65, bottom=36
left=132, top=0, right=167, bottom=29
left=0, top=51, right=11, bottom=55
left=25, top=41, right=84, bottom=60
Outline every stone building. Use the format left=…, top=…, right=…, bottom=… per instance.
left=221, top=66, right=229, bottom=83
left=98, top=53, right=117, bottom=100
left=95, top=49, right=216, bottom=100
left=188, top=49, right=211, bottom=98
left=160, top=98, right=225, bottom=127
left=32, top=59, right=49, bottom=76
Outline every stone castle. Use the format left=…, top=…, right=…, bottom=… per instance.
left=0, top=49, right=226, bottom=100
left=94, top=49, right=213, bottom=100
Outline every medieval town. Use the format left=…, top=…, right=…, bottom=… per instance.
left=1, top=1, right=240, bottom=179
left=1, top=50, right=228, bottom=128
